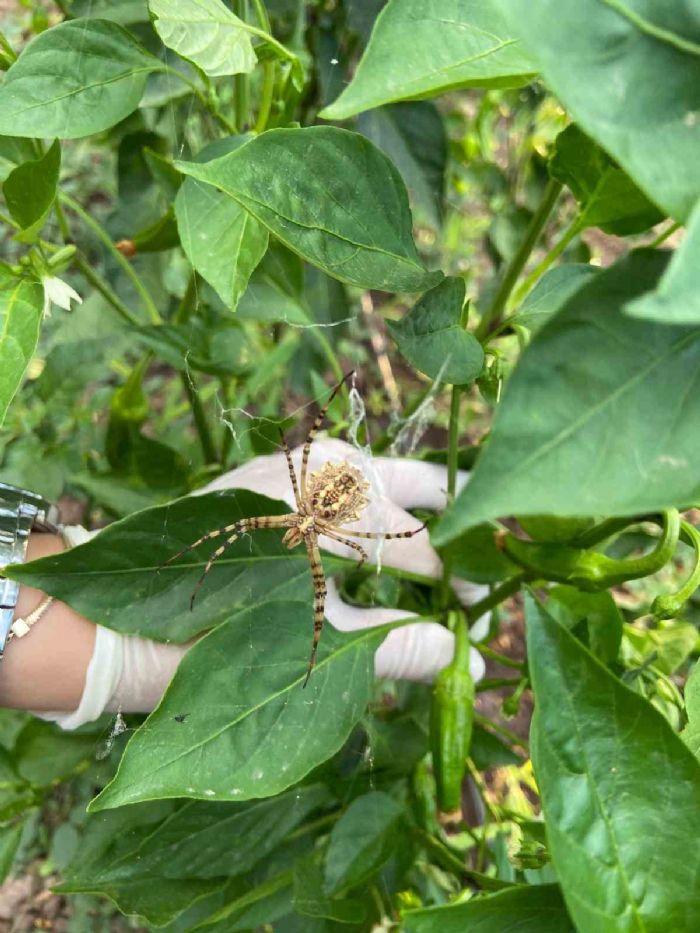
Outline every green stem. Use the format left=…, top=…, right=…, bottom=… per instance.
left=571, top=515, right=639, bottom=549
left=59, top=193, right=162, bottom=324
left=474, top=712, right=528, bottom=751
left=173, top=272, right=198, bottom=325
left=477, top=643, right=524, bottom=670
left=466, top=573, right=527, bottom=625
left=648, top=220, right=681, bottom=249
left=0, top=29, right=17, bottom=65
left=255, top=61, right=276, bottom=133
left=310, top=326, right=344, bottom=384
left=509, top=214, right=583, bottom=310
left=55, top=198, right=140, bottom=326
left=653, top=519, right=700, bottom=619
left=440, top=385, right=462, bottom=607
left=234, top=1, right=251, bottom=130
left=74, top=255, right=140, bottom=326
left=476, top=178, right=562, bottom=341
left=476, top=676, right=522, bottom=692
left=182, top=372, right=218, bottom=465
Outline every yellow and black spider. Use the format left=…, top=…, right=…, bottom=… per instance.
left=165, top=372, right=426, bottom=686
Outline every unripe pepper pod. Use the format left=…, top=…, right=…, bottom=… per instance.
left=430, top=611, right=475, bottom=814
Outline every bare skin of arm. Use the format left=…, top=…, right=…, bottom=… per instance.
left=0, top=534, right=95, bottom=711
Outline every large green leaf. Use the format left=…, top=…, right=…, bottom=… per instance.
left=547, top=585, right=623, bottom=665
left=3, top=140, right=61, bottom=242
left=0, top=272, right=44, bottom=427
left=324, top=791, right=403, bottom=894
left=627, top=200, right=700, bottom=324
left=496, top=0, right=700, bottom=221
left=512, top=263, right=598, bottom=335
left=89, top=602, right=391, bottom=810
left=175, top=127, right=441, bottom=293
left=402, top=884, right=574, bottom=932
left=58, top=785, right=329, bottom=925
left=0, top=20, right=161, bottom=139
left=526, top=593, right=700, bottom=932
left=386, top=278, right=484, bottom=384
left=549, top=124, right=663, bottom=236
left=432, top=250, right=700, bottom=543
left=175, top=137, right=268, bottom=312
left=358, top=101, right=447, bottom=229
left=6, top=490, right=343, bottom=642
left=149, top=0, right=256, bottom=77
left=320, top=0, right=535, bottom=120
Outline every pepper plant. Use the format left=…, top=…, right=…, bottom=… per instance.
left=0, top=1, right=700, bottom=931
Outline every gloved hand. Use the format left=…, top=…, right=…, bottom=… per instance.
left=44, top=441, right=488, bottom=730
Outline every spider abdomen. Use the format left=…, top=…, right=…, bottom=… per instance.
left=307, top=461, right=370, bottom=525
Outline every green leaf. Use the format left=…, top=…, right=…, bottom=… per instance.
left=89, top=602, right=390, bottom=810
left=175, top=137, right=268, bottom=312
left=624, top=620, right=698, bottom=677
left=358, top=101, right=447, bottom=229
left=470, top=724, right=523, bottom=769
left=0, top=821, right=24, bottom=886
left=547, top=585, right=623, bottom=665
left=293, top=858, right=365, bottom=924
left=149, top=0, right=256, bottom=77
left=324, top=791, right=403, bottom=894
left=0, top=19, right=161, bottom=139
left=549, top=125, right=664, bottom=235
left=432, top=250, right=700, bottom=543
left=627, top=200, right=700, bottom=325
left=237, top=242, right=310, bottom=325
left=0, top=271, right=44, bottom=428
left=6, top=490, right=343, bottom=642
left=14, top=720, right=96, bottom=786
left=320, top=0, right=535, bottom=120
left=175, top=127, right=442, bottom=293
left=58, top=785, right=329, bottom=926
left=402, top=883, right=574, bottom=932
left=441, top=523, right=517, bottom=584
left=496, top=0, right=700, bottom=221
left=386, top=278, right=484, bottom=384
left=526, top=593, right=700, bottom=932
left=513, top=264, right=598, bottom=335
left=3, top=139, right=61, bottom=241
left=134, top=321, right=249, bottom=377
left=682, top=660, right=700, bottom=759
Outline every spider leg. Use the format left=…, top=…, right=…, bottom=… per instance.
left=303, top=532, right=327, bottom=688
left=278, top=429, right=302, bottom=508
left=316, top=524, right=368, bottom=570
left=161, top=514, right=295, bottom=568
left=188, top=515, right=296, bottom=609
left=324, top=521, right=427, bottom=541
left=300, top=370, right=355, bottom=495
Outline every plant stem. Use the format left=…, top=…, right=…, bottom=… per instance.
left=476, top=676, right=522, bottom=692
left=476, top=178, right=562, bottom=341
left=509, top=213, right=583, bottom=309
left=477, top=643, right=524, bottom=670
left=311, top=326, right=344, bottom=384
left=74, top=255, right=140, bottom=326
left=55, top=198, right=141, bottom=326
left=648, top=220, right=681, bottom=249
left=440, top=385, right=462, bottom=607
left=59, top=193, right=162, bottom=324
left=250, top=0, right=276, bottom=133
left=466, top=573, right=527, bottom=625
left=234, top=1, right=251, bottom=130
left=182, top=371, right=218, bottom=465
left=474, top=712, right=528, bottom=750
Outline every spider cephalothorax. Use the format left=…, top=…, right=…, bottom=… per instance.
left=165, top=372, right=425, bottom=686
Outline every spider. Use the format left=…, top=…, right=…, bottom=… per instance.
left=165, top=372, right=426, bottom=686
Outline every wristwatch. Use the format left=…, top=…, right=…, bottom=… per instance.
left=0, top=483, right=60, bottom=657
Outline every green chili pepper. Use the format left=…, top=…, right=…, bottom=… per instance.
left=653, top=520, right=700, bottom=619
left=430, top=611, right=475, bottom=813
left=499, top=509, right=679, bottom=591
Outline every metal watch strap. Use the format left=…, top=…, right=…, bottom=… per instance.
left=0, top=483, right=60, bottom=657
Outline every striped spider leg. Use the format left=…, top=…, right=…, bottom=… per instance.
left=165, top=371, right=426, bottom=686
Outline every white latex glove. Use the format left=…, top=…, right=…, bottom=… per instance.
left=45, top=442, right=488, bottom=730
